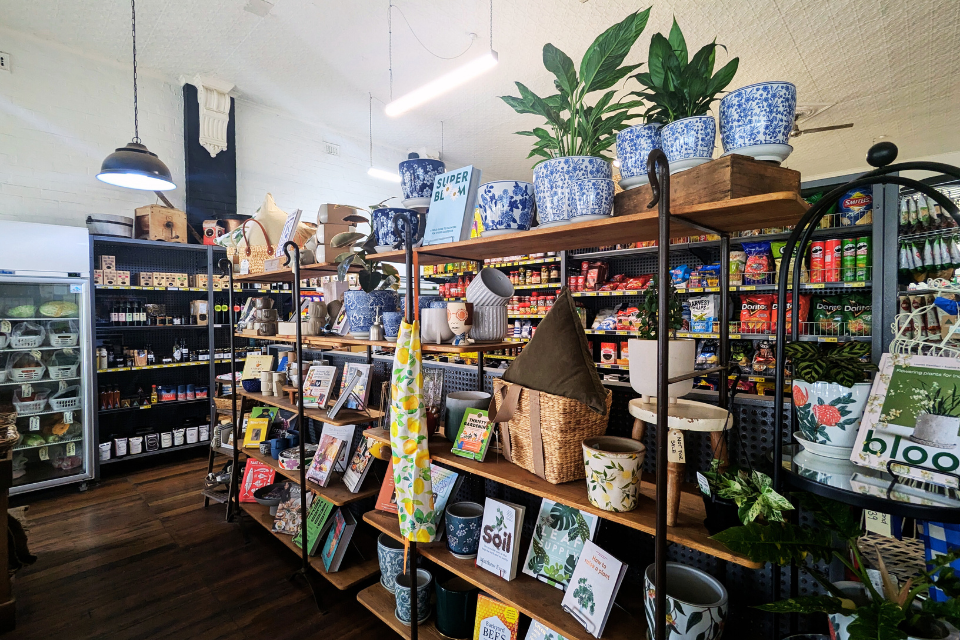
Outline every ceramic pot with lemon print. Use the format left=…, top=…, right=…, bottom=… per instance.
left=582, top=436, right=645, bottom=512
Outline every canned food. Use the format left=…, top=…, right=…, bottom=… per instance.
left=824, top=238, right=841, bottom=282
left=856, top=236, right=871, bottom=281
left=841, top=238, right=857, bottom=282
left=809, top=241, right=825, bottom=283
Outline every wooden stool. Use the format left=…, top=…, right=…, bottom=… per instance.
left=628, top=398, right=732, bottom=527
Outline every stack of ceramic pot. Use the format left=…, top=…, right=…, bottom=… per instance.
left=465, top=268, right=514, bottom=342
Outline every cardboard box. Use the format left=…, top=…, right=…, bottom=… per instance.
left=315, top=223, right=353, bottom=245
left=94, top=270, right=104, bottom=285
left=174, top=274, right=189, bottom=288
left=190, top=274, right=209, bottom=289
left=318, top=204, right=363, bottom=226
left=99, top=255, right=116, bottom=270
left=116, top=271, right=131, bottom=286
left=190, top=300, right=209, bottom=326
left=134, top=204, right=188, bottom=243
left=137, top=272, right=154, bottom=287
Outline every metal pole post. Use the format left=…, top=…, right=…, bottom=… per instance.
left=219, top=258, right=238, bottom=522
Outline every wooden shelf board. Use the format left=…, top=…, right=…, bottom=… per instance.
left=364, top=510, right=646, bottom=640
left=232, top=262, right=347, bottom=283
left=236, top=389, right=383, bottom=427
left=238, top=501, right=379, bottom=590
left=358, top=583, right=446, bottom=640
left=238, top=446, right=379, bottom=506
left=234, top=333, right=515, bottom=354
left=362, top=428, right=760, bottom=569
left=368, top=191, right=808, bottom=266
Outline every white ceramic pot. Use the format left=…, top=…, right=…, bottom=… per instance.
left=628, top=339, right=696, bottom=399
left=582, top=436, right=645, bottom=512
left=421, top=308, right=454, bottom=344
left=447, top=302, right=474, bottom=342
left=466, top=268, right=514, bottom=306
left=910, top=413, right=960, bottom=449
left=470, top=306, right=507, bottom=342
left=792, top=381, right=871, bottom=448
left=644, top=562, right=728, bottom=640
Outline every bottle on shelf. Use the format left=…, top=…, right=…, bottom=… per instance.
left=125, top=301, right=133, bottom=325
left=173, top=339, right=182, bottom=362
left=136, top=386, right=144, bottom=407
left=98, top=347, right=108, bottom=370
left=146, top=344, right=155, bottom=365
left=99, top=387, right=108, bottom=410
left=150, top=385, right=158, bottom=404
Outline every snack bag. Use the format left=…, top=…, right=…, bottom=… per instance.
left=670, top=265, right=691, bottom=288
left=729, top=251, right=747, bottom=286
left=770, top=241, right=809, bottom=285
left=689, top=295, right=719, bottom=333
left=695, top=340, right=720, bottom=370
left=730, top=340, right=754, bottom=368
left=742, top=242, right=773, bottom=285
left=811, top=296, right=844, bottom=335
left=740, top=294, right=774, bottom=333
left=771, top=294, right=811, bottom=334
left=751, top=340, right=776, bottom=375
left=844, top=294, right=872, bottom=337
left=838, top=187, right=873, bottom=226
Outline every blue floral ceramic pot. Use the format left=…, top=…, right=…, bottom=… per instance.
left=395, top=568, right=433, bottom=625
left=400, top=295, right=442, bottom=316
left=399, top=158, right=445, bottom=199
left=343, top=290, right=398, bottom=338
left=382, top=311, right=403, bottom=339
left=573, top=179, right=615, bottom=220
left=377, top=533, right=406, bottom=593
left=532, top=156, right=611, bottom=227
left=615, top=123, right=663, bottom=179
left=372, top=207, right=421, bottom=249
left=719, top=81, right=797, bottom=153
left=661, top=115, right=716, bottom=164
left=444, top=501, right=484, bottom=559
left=477, top=181, right=535, bottom=236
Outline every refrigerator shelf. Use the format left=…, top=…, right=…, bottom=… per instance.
left=14, top=437, right=83, bottom=452
left=14, top=408, right=79, bottom=419
left=0, top=317, right=81, bottom=322
left=0, top=346, right=73, bottom=353
left=0, top=376, right=80, bottom=387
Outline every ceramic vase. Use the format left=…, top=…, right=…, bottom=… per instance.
left=435, top=576, right=479, bottom=640
left=470, top=306, right=508, bottom=342
left=477, top=181, right=535, bottom=236
left=628, top=339, right=696, bottom=399
left=383, top=311, right=403, bottom=340
left=394, top=568, right=433, bottom=625
left=421, top=308, right=454, bottom=344
left=644, top=562, right=728, bottom=640
left=446, top=302, right=474, bottom=344
left=399, top=158, right=445, bottom=199
left=532, top=156, right=611, bottom=227
left=582, top=436, right=646, bottom=512
left=343, top=290, right=398, bottom=338
left=661, top=115, right=716, bottom=173
left=444, top=501, right=484, bottom=558
left=719, top=81, right=797, bottom=162
left=444, top=392, right=491, bottom=443
left=616, top=123, right=663, bottom=185
left=465, top=268, right=514, bottom=306
left=572, top=178, right=615, bottom=221
left=377, top=533, right=406, bottom=593
left=372, top=207, right=421, bottom=252
left=791, top=381, right=870, bottom=449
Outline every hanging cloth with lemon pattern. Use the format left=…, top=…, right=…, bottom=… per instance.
left=390, top=319, right=436, bottom=541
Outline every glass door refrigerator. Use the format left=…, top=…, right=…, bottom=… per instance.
left=0, top=221, right=94, bottom=494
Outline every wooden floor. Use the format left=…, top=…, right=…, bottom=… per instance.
left=8, top=455, right=388, bottom=639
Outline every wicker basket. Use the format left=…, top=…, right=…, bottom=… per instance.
left=490, top=378, right=612, bottom=484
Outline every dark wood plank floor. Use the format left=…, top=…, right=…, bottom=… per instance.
left=9, top=456, right=389, bottom=639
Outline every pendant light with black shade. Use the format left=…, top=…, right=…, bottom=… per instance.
left=97, top=0, right=176, bottom=191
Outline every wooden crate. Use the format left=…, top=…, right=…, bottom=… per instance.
left=135, top=205, right=187, bottom=243
left=614, top=154, right=801, bottom=216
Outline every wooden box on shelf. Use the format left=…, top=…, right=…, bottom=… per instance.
left=614, top=154, right=801, bottom=215
left=135, top=205, right=187, bottom=243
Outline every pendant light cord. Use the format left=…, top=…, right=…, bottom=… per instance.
left=369, top=92, right=374, bottom=167
left=131, top=0, right=140, bottom=144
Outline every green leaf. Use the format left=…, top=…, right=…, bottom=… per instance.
left=548, top=503, right=581, bottom=531
left=337, top=254, right=355, bottom=282
left=667, top=17, right=688, bottom=66
left=685, top=611, right=703, bottom=632
left=711, top=522, right=834, bottom=565
left=500, top=94, right=540, bottom=116
left=755, top=596, right=848, bottom=615
left=579, top=7, right=651, bottom=94
left=647, top=33, right=673, bottom=89
left=793, top=493, right=862, bottom=541
left=848, top=601, right=907, bottom=640
left=330, top=231, right=366, bottom=249
left=708, top=57, right=740, bottom=95
left=542, top=43, right=577, bottom=98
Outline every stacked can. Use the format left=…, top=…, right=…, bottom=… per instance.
left=824, top=238, right=841, bottom=282
left=841, top=238, right=857, bottom=281
left=856, top=237, right=871, bottom=281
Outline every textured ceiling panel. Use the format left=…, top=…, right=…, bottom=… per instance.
left=1, top=0, right=959, bottom=182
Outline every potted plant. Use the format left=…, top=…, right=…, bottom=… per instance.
left=630, top=18, right=739, bottom=173
left=627, top=278, right=694, bottom=399
left=718, top=81, right=797, bottom=163
left=713, top=493, right=960, bottom=640
left=332, top=202, right=401, bottom=338
left=698, top=459, right=793, bottom=535
left=785, top=341, right=877, bottom=451
left=500, top=8, right=651, bottom=227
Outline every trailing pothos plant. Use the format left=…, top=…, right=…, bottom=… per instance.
left=701, top=459, right=793, bottom=524
left=501, top=8, right=651, bottom=162
left=635, top=277, right=683, bottom=339
left=331, top=199, right=400, bottom=293
left=785, top=341, right=877, bottom=388
left=630, top=17, right=739, bottom=124
left=713, top=493, right=960, bottom=640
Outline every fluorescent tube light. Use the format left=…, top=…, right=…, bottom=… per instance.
left=368, top=167, right=401, bottom=182
left=385, top=50, right=498, bottom=117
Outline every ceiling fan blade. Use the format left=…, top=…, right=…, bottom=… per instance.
left=802, top=123, right=854, bottom=134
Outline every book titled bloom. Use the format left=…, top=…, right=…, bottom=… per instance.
left=305, top=434, right=347, bottom=487
left=238, top=458, right=276, bottom=503
left=475, top=498, right=525, bottom=581
left=473, top=594, right=519, bottom=640
left=452, top=408, right=493, bottom=462
left=560, top=540, right=627, bottom=638
left=423, top=165, right=482, bottom=246
left=522, top=499, right=599, bottom=590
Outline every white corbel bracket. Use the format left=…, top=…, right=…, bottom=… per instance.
left=180, top=75, right=235, bottom=157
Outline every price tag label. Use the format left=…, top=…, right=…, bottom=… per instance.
left=21, top=383, right=32, bottom=397
left=696, top=471, right=711, bottom=497
left=851, top=282, right=866, bottom=288
left=29, top=416, right=40, bottom=431
left=865, top=510, right=893, bottom=537
left=730, top=334, right=742, bottom=339
left=599, top=292, right=611, bottom=296
left=667, top=429, right=685, bottom=463
left=59, top=380, right=68, bottom=392
left=66, top=442, right=76, bottom=456
left=688, top=287, right=704, bottom=293
left=38, top=446, right=49, bottom=461
left=820, top=337, right=839, bottom=343
left=239, top=260, right=250, bottom=275
left=740, top=285, right=756, bottom=291
left=63, top=411, right=74, bottom=424
left=31, top=350, right=43, bottom=361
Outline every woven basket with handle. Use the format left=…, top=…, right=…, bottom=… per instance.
left=490, top=378, right=612, bottom=484
left=226, top=219, right=274, bottom=274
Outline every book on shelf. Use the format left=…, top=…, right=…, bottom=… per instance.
left=241, top=354, right=274, bottom=380
left=560, top=540, right=628, bottom=638
left=525, top=621, right=567, bottom=640
left=473, top=594, right=520, bottom=640
left=423, top=165, right=482, bottom=246
left=522, top=499, right=599, bottom=590
left=376, top=460, right=399, bottom=513
left=243, top=416, right=270, bottom=449
left=250, top=406, right=279, bottom=421
left=338, top=363, right=372, bottom=411
left=238, top=458, right=276, bottom=503
left=321, top=508, right=357, bottom=573
left=292, top=495, right=336, bottom=555
left=475, top=498, right=526, bottom=581
left=375, top=461, right=461, bottom=533
left=319, top=423, right=357, bottom=472
left=305, top=434, right=347, bottom=487
left=341, top=437, right=374, bottom=493
left=272, top=483, right=312, bottom=536
left=451, top=408, right=493, bottom=462
left=302, top=364, right=337, bottom=408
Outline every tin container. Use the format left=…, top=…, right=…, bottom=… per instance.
left=809, top=241, right=825, bottom=283
left=824, top=238, right=841, bottom=282
left=841, top=238, right=857, bottom=282
left=856, top=236, right=871, bottom=281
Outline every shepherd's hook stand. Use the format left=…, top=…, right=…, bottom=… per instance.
left=218, top=257, right=243, bottom=527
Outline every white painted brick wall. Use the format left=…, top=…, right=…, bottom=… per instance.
left=0, top=29, right=405, bottom=229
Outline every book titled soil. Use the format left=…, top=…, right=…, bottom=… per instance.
left=476, top=498, right=525, bottom=581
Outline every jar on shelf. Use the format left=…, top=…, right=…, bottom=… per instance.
left=531, top=270, right=542, bottom=285
left=550, top=265, right=560, bottom=281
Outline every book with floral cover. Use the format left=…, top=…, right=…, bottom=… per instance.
left=561, top=540, right=627, bottom=638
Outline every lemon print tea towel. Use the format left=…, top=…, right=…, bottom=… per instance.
left=390, top=319, right=436, bottom=541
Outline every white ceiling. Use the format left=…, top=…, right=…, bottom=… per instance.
left=3, top=0, right=960, bottom=182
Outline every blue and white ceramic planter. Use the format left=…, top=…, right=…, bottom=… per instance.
left=377, top=533, right=406, bottom=593
left=573, top=179, right=615, bottom=221
left=395, top=568, right=433, bottom=625
left=400, top=295, right=442, bottom=316
left=532, top=156, right=611, bottom=227
left=477, top=181, right=535, bottom=236
left=444, top=501, right=484, bottom=559
left=719, top=81, right=797, bottom=162
left=372, top=207, right=421, bottom=251
left=382, top=311, right=403, bottom=340
left=343, top=290, right=398, bottom=338
left=399, top=158, right=445, bottom=199
left=615, top=123, right=663, bottom=181
left=661, top=115, right=716, bottom=173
